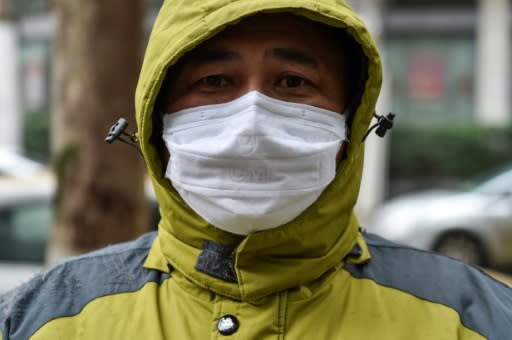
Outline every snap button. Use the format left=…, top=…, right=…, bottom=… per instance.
left=217, top=315, right=239, bottom=336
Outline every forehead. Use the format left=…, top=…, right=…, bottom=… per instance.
left=187, top=13, right=341, bottom=56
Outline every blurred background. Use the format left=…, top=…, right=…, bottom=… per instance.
left=1, top=0, right=511, bottom=292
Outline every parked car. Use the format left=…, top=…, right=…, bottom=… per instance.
left=0, top=148, right=46, bottom=177
left=0, top=174, right=159, bottom=294
left=368, top=166, right=512, bottom=268
left=0, top=175, right=54, bottom=293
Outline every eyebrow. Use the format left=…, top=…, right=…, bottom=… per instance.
left=183, top=47, right=318, bottom=69
left=186, top=49, right=240, bottom=66
left=265, top=48, right=318, bottom=68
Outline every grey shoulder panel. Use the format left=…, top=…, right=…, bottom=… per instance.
left=345, top=232, right=512, bottom=340
left=0, top=231, right=170, bottom=340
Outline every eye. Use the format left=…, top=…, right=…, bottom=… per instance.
left=277, top=75, right=310, bottom=88
left=198, top=75, right=229, bottom=88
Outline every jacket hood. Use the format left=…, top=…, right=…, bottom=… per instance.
left=136, top=0, right=382, bottom=301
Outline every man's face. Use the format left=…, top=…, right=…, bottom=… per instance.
left=163, top=14, right=348, bottom=114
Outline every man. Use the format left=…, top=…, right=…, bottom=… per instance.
left=1, top=0, right=511, bottom=339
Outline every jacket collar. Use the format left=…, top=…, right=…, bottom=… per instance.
left=144, top=220, right=371, bottom=302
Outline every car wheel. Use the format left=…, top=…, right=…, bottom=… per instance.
left=433, top=232, right=488, bottom=266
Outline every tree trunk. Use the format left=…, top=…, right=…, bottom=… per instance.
left=49, top=0, right=148, bottom=263
left=0, top=0, right=11, bottom=20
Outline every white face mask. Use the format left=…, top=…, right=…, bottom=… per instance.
left=162, top=91, right=347, bottom=235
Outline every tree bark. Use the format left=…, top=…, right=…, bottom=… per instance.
left=49, top=0, right=149, bottom=263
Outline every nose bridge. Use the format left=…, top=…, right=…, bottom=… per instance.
left=246, top=70, right=266, bottom=95
left=241, top=50, right=269, bottom=96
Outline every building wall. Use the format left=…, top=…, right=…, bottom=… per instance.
left=0, top=21, right=20, bottom=152
left=354, top=0, right=511, bottom=224
left=384, top=0, right=510, bottom=127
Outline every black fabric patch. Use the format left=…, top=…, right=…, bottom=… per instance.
left=195, top=240, right=238, bottom=283
left=344, top=243, right=363, bottom=260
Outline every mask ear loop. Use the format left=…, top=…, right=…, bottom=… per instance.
left=156, top=109, right=171, bottom=179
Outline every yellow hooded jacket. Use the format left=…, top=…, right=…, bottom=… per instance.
left=1, top=1, right=512, bottom=339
